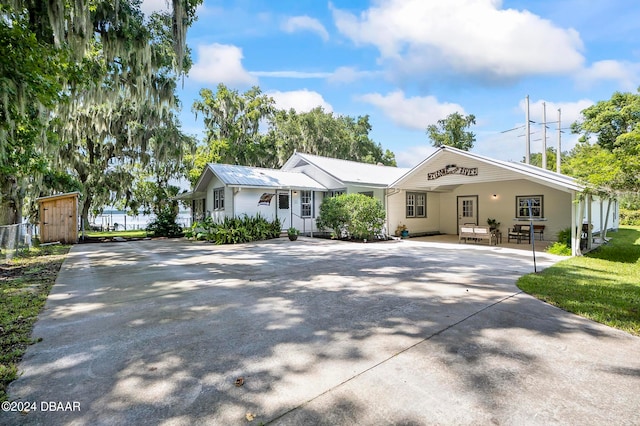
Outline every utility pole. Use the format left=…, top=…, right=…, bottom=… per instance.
left=542, top=102, right=547, bottom=170
left=525, top=95, right=530, bottom=164
left=557, top=108, right=562, bottom=173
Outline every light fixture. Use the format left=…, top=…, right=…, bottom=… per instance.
left=492, top=194, right=497, bottom=199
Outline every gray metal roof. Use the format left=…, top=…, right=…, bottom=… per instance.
left=207, top=163, right=327, bottom=190
left=283, top=153, right=410, bottom=186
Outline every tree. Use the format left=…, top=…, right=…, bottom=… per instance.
left=523, top=148, right=567, bottom=171
left=55, top=8, right=198, bottom=228
left=0, top=1, right=202, bottom=225
left=426, top=112, right=476, bottom=150
left=0, top=7, right=65, bottom=224
left=264, top=107, right=396, bottom=167
left=571, top=89, right=640, bottom=193
left=192, top=84, right=275, bottom=170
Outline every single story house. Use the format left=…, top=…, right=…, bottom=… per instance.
left=181, top=146, right=618, bottom=256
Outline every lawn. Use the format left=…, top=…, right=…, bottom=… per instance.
left=0, top=245, right=70, bottom=402
left=84, top=229, right=148, bottom=238
left=518, top=226, right=640, bottom=336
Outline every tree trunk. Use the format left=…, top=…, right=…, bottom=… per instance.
left=0, top=177, right=20, bottom=225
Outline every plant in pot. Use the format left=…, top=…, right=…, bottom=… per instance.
left=487, top=218, right=500, bottom=231
left=287, top=227, right=299, bottom=241
left=395, top=224, right=409, bottom=238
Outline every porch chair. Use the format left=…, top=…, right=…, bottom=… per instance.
left=507, top=224, right=531, bottom=244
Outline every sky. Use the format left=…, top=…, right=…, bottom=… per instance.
left=141, top=0, right=640, bottom=168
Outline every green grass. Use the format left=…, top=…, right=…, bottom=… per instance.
left=518, top=226, right=640, bottom=336
left=0, top=245, right=70, bottom=402
left=84, top=229, right=148, bottom=238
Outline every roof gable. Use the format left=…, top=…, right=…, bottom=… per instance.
left=282, top=152, right=410, bottom=187
left=391, top=146, right=583, bottom=193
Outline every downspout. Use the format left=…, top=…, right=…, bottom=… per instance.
left=386, top=188, right=401, bottom=238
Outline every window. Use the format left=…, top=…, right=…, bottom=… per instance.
left=515, top=195, right=543, bottom=219
left=301, top=190, right=312, bottom=217
left=406, top=192, right=426, bottom=218
left=359, top=191, right=374, bottom=197
left=213, top=188, right=224, bottom=210
left=324, top=190, right=345, bottom=198
left=278, top=193, right=289, bottom=209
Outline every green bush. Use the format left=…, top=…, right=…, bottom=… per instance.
left=146, top=206, right=183, bottom=237
left=188, top=214, right=281, bottom=244
left=620, top=208, right=640, bottom=226
left=545, top=227, right=572, bottom=256
left=317, top=193, right=386, bottom=240
left=556, top=227, right=572, bottom=246
left=546, top=242, right=571, bottom=256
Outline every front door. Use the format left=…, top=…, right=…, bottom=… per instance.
left=276, top=191, right=291, bottom=229
left=457, top=195, right=478, bottom=232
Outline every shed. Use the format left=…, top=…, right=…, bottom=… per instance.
left=37, top=192, right=79, bottom=244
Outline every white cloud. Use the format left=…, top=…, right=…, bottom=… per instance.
left=189, top=43, right=258, bottom=86
left=521, top=98, right=594, bottom=127
left=332, top=0, right=584, bottom=80
left=327, top=66, right=379, bottom=84
left=268, top=89, right=333, bottom=113
left=282, top=15, right=329, bottom=41
left=359, top=91, right=465, bottom=130
left=575, top=60, right=640, bottom=91
left=140, top=0, right=170, bottom=16
left=395, top=145, right=438, bottom=168
left=252, top=71, right=332, bottom=79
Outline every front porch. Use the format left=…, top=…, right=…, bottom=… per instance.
left=408, top=233, right=555, bottom=252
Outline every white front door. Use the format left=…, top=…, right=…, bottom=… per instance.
left=457, top=195, right=478, bottom=232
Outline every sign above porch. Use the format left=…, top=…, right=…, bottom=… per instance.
left=427, top=164, right=478, bottom=180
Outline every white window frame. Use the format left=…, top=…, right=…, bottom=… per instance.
left=301, top=190, right=313, bottom=217
left=406, top=192, right=426, bottom=218
left=213, top=187, right=225, bottom=210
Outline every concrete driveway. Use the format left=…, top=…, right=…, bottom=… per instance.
left=3, top=237, right=640, bottom=425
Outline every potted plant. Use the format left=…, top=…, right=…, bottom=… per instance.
left=487, top=218, right=500, bottom=231
left=287, top=227, right=299, bottom=241
left=395, top=224, right=409, bottom=238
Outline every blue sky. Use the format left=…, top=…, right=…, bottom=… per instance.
left=142, top=0, right=640, bottom=167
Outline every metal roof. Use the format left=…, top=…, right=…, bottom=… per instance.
left=202, top=163, right=327, bottom=191
left=282, top=153, right=410, bottom=186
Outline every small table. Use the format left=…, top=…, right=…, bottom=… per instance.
left=492, top=229, right=502, bottom=244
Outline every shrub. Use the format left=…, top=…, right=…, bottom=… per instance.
left=546, top=242, right=571, bottom=256
left=317, top=193, right=386, bottom=240
left=620, top=208, right=640, bottom=226
left=146, top=206, right=183, bottom=237
left=187, top=214, right=281, bottom=244
left=556, top=227, right=572, bottom=246
left=546, top=227, right=572, bottom=256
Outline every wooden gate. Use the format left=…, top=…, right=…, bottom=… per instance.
left=37, top=192, right=79, bottom=244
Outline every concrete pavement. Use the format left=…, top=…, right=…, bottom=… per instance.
left=3, top=237, right=639, bottom=425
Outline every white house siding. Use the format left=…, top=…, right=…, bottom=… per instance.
left=204, top=175, right=233, bottom=222
left=386, top=190, right=441, bottom=236
left=584, top=197, right=619, bottom=234
left=438, top=179, right=573, bottom=240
